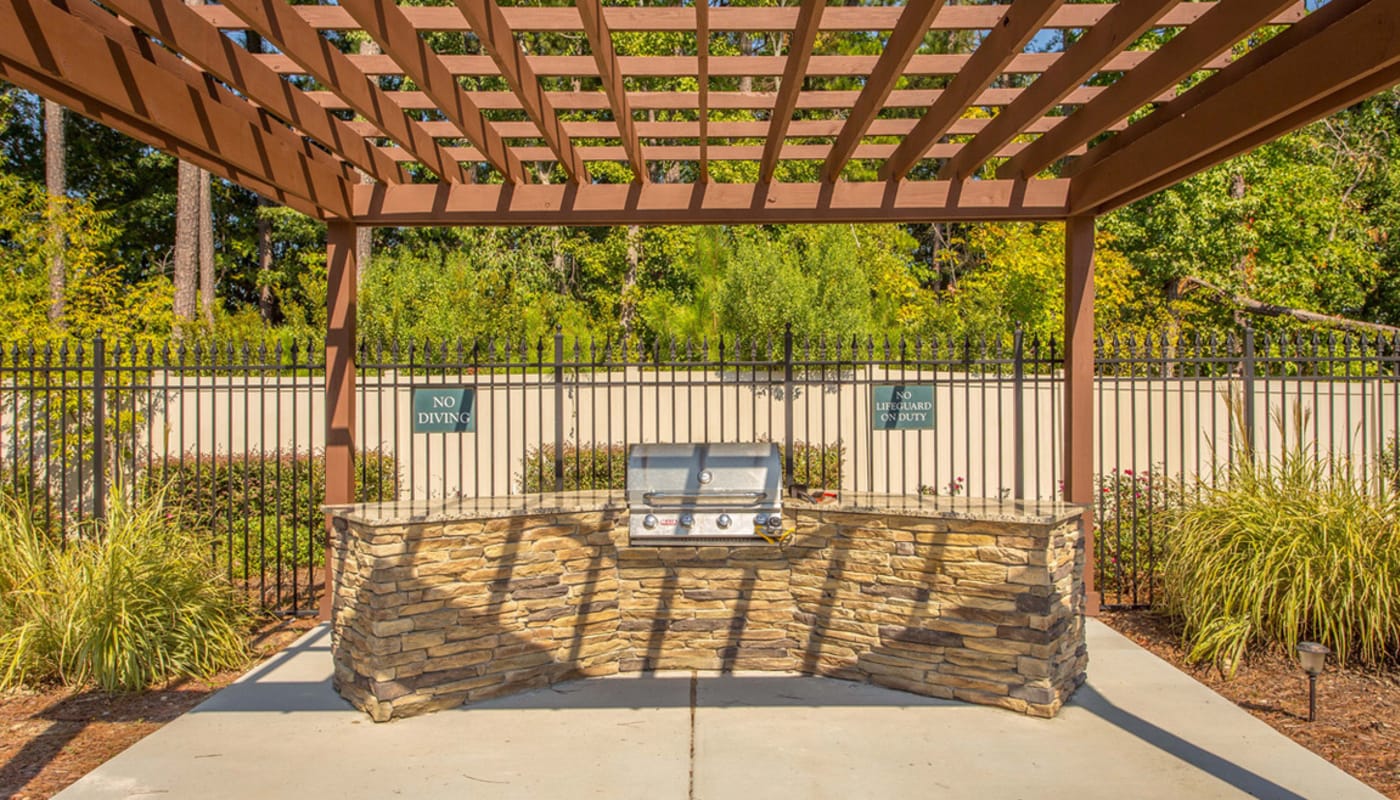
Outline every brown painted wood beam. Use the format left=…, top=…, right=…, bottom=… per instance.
left=576, top=0, right=646, bottom=183
left=0, top=57, right=326, bottom=218
left=1069, top=0, right=1400, bottom=216
left=380, top=140, right=1056, bottom=165
left=821, top=0, right=948, bottom=183
left=1064, top=0, right=1367, bottom=183
left=365, top=114, right=1106, bottom=140
left=938, top=0, right=1178, bottom=181
left=0, top=0, right=351, bottom=217
left=338, top=0, right=525, bottom=183
left=1088, top=57, right=1400, bottom=214
left=194, top=3, right=1305, bottom=36
left=322, top=219, right=357, bottom=620
left=998, top=0, right=1299, bottom=180
left=1063, top=215, right=1100, bottom=616
left=452, top=0, right=585, bottom=183
left=100, top=0, right=406, bottom=186
left=760, top=0, right=824, bottom=184
left=352, top=179, right=1071, bottom=227
left=308, top=86, right=1148, bottom=113
left=696, top=0, right=710, bottom=183
left=256, top=50, right=1221, bottom=80
left=881, top=0, right=1065, bottom=182
left=218, top=0, right=470, bottom=185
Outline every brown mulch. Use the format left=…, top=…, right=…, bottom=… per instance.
left=0, top=616, right=320, bottom=800
left=1100, top=609, right=1400, bottom=800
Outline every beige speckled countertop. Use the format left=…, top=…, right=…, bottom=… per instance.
left=325, top=490, right=1084, bottom=528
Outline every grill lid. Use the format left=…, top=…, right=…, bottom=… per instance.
left=626, top=443, right=781, bottom=508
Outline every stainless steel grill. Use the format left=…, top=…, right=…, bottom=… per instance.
left=626, top=443, right=783, bottom=544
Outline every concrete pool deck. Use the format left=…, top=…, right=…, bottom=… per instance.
left=56, top=619, right=1381, bottom=800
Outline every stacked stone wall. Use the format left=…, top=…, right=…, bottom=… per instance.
left=331, top=505, right=1085, bottom=721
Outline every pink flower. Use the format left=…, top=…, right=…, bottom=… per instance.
left=1124, top=469, right=1134, bottom=476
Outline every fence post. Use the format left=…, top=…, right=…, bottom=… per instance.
left=1241, top=326, right=1256, bottom=456
left=1013, top=327, right=1025, bottom=501
left=92, top=331, right=106, bottom=523
left=554, top=328, right=565, bottom=493
left=783, top=322, right=795, bottom=485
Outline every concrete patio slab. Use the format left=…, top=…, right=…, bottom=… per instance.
left=55, top=620, right=1381, bottom=800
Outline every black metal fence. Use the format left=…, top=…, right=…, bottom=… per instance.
left=2, top=328, right=1397, bottom=612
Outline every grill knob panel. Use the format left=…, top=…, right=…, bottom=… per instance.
left=642, top=514, right=658, bottom=529
left=716, top=514, right=732, bottom=529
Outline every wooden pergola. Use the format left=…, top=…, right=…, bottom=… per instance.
left=4, top=0, right=1398, bottom=615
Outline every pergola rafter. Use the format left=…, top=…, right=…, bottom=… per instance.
left=217, top=0, right=473, bottom=185
left=937, top=0, right=1180, bottom=181
left=576, top=0, right=647, bottom=183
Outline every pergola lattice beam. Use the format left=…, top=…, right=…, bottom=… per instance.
left=880, top=0, right=1065, bottom=182
left=0, top=0, right=352, bottom=217
left=697, top=0, right=710, bottom=182
left=998, top=0, right=1301, bottom=180
left=821, top=0, right=948, bottom=183
left=760, top=0, right=824, bottom=185
left=378, top=140, right=1060, bottom=165
left=217, top=0, right=471, bottom=185
left=0, top=57, right=325, bottom=218
left=354, top=180, right=1072, bottom=227
left=338, top=0, right=525, bottom=183
left=1069, top=0, right=1400, bottom=215
left=938, top=0, right=1179, bottom=181
left=100, top=0, right=407, bottom=186
left=192, top=3, right=1304, bottom=36
left=452, top=0, right=586, bottom=183
left=576, top=0, right=647, bottom=183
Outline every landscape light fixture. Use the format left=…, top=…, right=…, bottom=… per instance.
left=1295, top=641, right=1330, bottom=722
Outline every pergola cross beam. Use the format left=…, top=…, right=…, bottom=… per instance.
left=820, top=0, right=948, bottom=183
left=576, top=0, right=647, bottom=183
left=452, top=0, right=587, bottom=183
left=217, top=0, right=473, bottom=185
left=760, top=0, right=825, bottom=185
left=937, top=0, right=1179, bottom=181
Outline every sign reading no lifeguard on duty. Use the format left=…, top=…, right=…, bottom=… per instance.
left=872, top=385, right=934, bottom=430
left=412, top=387, right=476, bottom=433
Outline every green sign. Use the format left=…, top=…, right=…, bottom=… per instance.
left=872, top=384, right=934, bottom=430
left=412, top=387, right=476, bottom=433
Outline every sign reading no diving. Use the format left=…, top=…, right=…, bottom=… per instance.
left=412, top=387, right=476, bottom=433
left=872, top=385, right=934, bottom=430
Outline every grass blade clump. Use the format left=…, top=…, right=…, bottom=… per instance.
left=0, top=489, right=250, bottom=692
left=1162, top=440, right=1400, bottom=676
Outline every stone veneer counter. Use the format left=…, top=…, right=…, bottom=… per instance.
left=327, top=492, right=1088, bottom=722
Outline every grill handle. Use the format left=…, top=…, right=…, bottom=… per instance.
left=641, top=491, right=769, bottom=506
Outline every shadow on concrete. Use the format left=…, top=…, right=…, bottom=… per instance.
left=1071, top=683, right=1308, bottom=800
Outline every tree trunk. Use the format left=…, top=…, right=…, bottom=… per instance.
left=256, top=209, right=274, bottom=323
left=173, top=160, right=200, bottom=329
left=738, top=32, right=754, bottom=94
left=198, top=168, right=215, bottom=325
left=354, top=36, right=378, bottom=293
left=1175, top=276, right=1400, bottom=336
left=619, top=225, right=641, bottom=336
left=44, top=99, right=65, bottom=326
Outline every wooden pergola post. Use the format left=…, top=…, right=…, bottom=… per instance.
left=322, top=220, right=358, bottom=620
left=1065, top=215, right=1101, bottom=616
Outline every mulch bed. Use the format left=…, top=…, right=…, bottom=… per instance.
left=1100, top=609, right=1400, bottom=800
left=4, top=611, right=1395, bottom=799
left=0, top=616, right=319, bottom=800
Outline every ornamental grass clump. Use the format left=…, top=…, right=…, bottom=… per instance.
left=1161, top=440, right=1400, bottom=676
left=0, top=489, right=250, bottom=692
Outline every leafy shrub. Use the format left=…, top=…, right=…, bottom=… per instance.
left=1095, top=466, right=1183, bottom=603
left=518, top=440, right=844, bottom=493
left=1161, top=446, right=1400, bottom=674
left=0, top=489, right=251, bottom=691
left=145, top=449, right=399, bottom=572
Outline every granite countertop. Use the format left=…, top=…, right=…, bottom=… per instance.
left=326, top=490, right=1085, bottom=528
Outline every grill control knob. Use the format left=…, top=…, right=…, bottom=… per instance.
left=679, top=513, right=695, bottom=528
left=642, top=514, right=658, bottom=529
left=754, top=513, right=768, bottom=525
left=717, top=514, right=732, bottom=529
left=766, top=514, right=784, bottom=531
